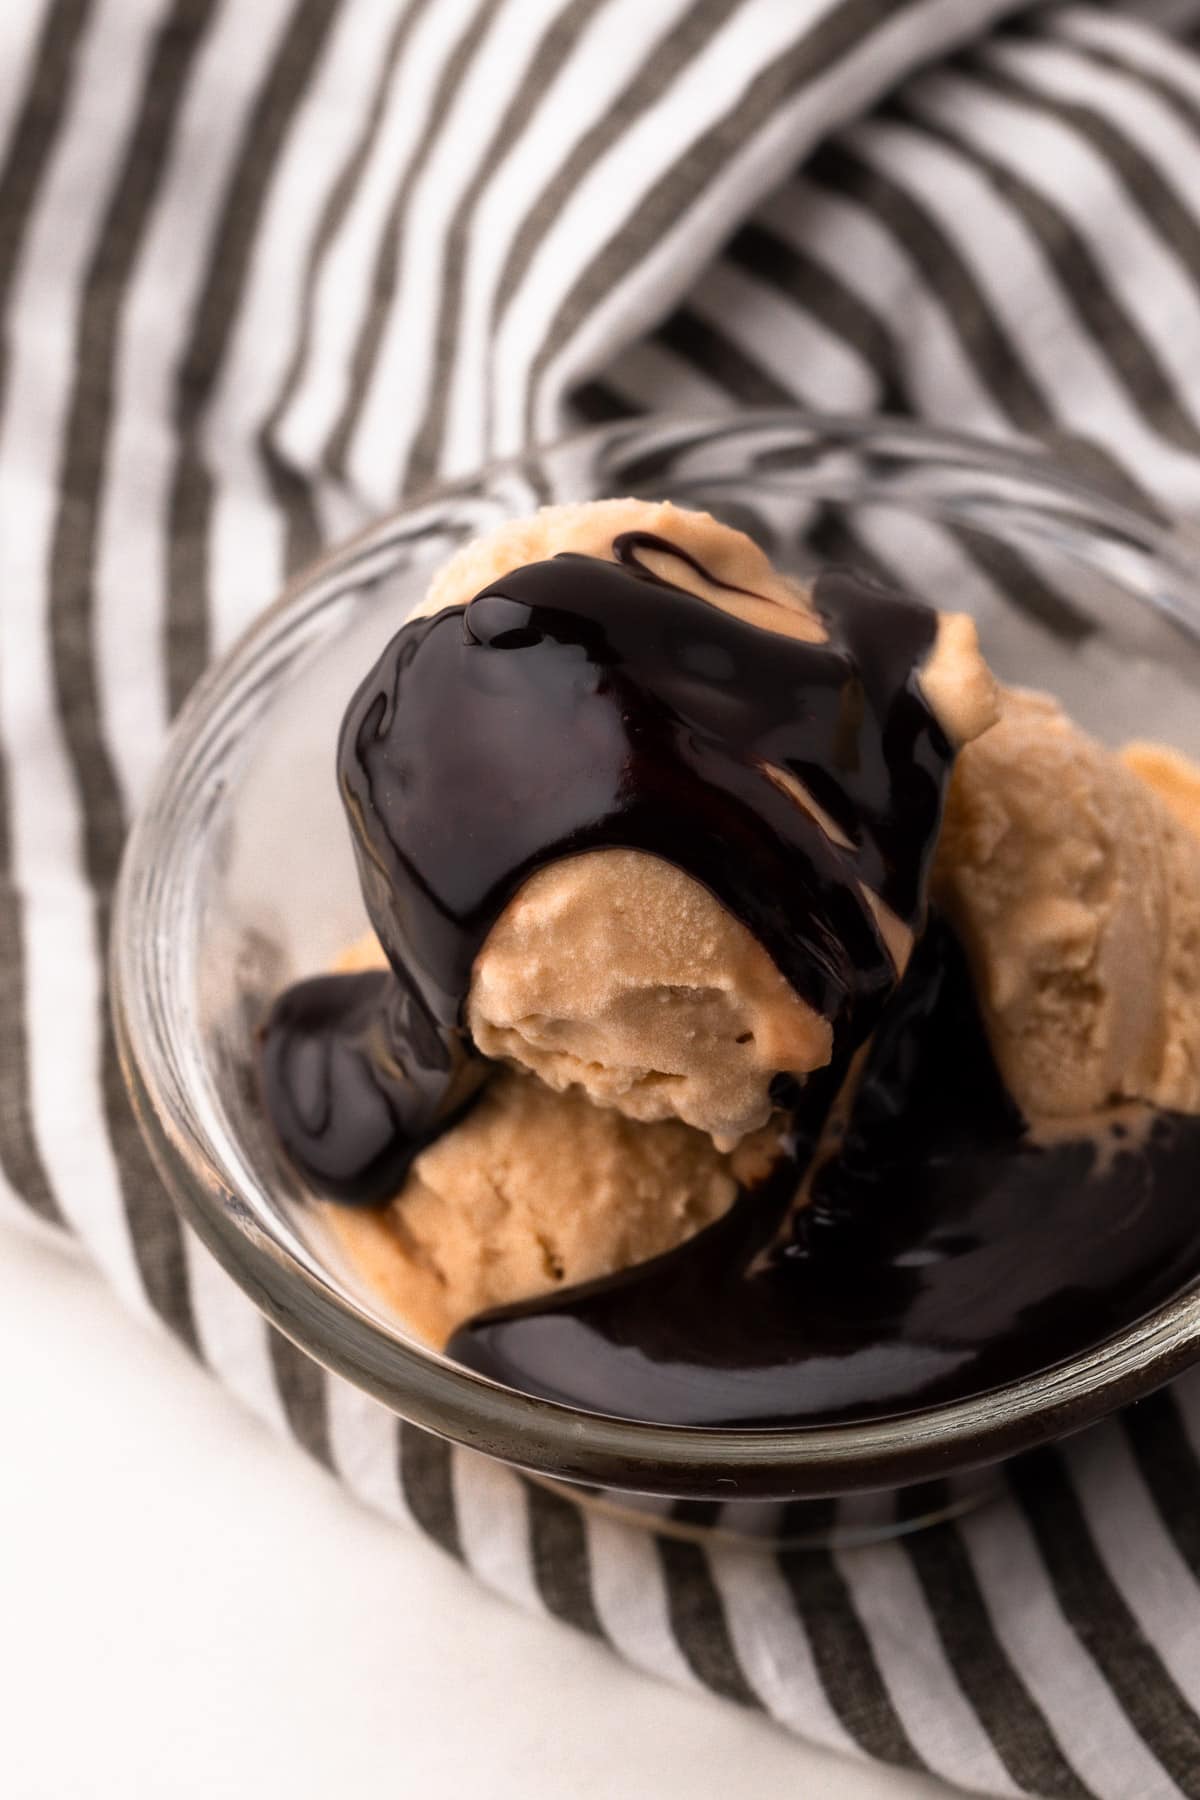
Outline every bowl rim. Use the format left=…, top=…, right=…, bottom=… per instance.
left=112, top=408, right=1200, bottom=1498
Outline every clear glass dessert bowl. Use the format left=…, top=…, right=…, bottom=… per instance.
left=113, top=412, right=1200, bottom=1521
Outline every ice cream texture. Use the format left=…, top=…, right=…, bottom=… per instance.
left=327, top=934, right=778, bottom=1346
left=935, top=689, right=1200, bottom=1120
left=427, top=499, right=998, bottom=1149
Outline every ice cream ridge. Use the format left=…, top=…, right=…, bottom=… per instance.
left=262, top=499, right=1200, bottom=1426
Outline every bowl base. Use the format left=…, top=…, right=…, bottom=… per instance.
left=531, top=1467, right=1001, bottom=1549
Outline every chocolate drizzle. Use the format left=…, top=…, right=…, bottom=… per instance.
left=450, top=920, right=1200, bottom=1425
left=263, top=539, right=945, bottom=1203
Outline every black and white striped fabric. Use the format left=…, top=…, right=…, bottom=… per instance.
left=6, top=2, right=1200, bottom=1794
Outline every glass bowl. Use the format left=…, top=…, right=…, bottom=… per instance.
left=112, top=412, right=1200, bottom=1520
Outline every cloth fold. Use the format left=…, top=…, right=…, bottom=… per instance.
left=5, top=2, right=1200, bottom=1795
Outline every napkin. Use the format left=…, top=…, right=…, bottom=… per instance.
left=5, top=2, right=1200, bottom=1794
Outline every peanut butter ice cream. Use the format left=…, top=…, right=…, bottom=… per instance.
left=1123, top=740, right=1200, bottom=840
left=430, top=500, right=997, bottom=1147
left=327, top=1062, right=776, bottom=1348
left=466, top=847, right=829, bottom=1151
left=935, top=688, right=1200, bottom=1120
left=326, top=930, right=782, bottom=1345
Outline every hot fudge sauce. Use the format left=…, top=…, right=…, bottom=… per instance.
left=264, top=538, right=944, bottom=1200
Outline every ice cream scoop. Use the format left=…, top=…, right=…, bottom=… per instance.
left=1123, top=740, right=1200, bottom=841
left=264, top=498, right=996, bottom=1189
left=325, top=932, right=780, bottom=1341
left=326, top=1065, right=773, bottom=1347
left=451, top=502, right=996, bottom=1147
left=465, top=848, right=831, bottom=1150
left=934, top=688, right=1200, bottom=1119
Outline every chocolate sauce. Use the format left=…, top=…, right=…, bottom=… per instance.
left=450, top=921, right=1200, bottom=1425
left=263, top=539, right=946, bottom=1202
left=259, top=971, right=484, bottom=1205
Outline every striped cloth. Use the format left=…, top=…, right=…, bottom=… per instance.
left=6, top=1, right=1200, bottom=1794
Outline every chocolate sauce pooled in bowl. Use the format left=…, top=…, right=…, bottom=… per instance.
left=263, top=536, right=945, bottom=1199
left=451, top=921, right=1200, bottom=1425
left=262, top=531, right=1200, bottom=1428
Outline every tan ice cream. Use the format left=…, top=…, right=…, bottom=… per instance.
left=467, top=848, right=831, bottom=1151
left=326, top=1076, right=784, bottom=1349
left=327, top=936, right=778, bottom=1345
left=1123, top=741, right=1200, bottom=840
left=935, top=688, right=1200, bottom=1120
left=413, top=499, right=998, bottom=1147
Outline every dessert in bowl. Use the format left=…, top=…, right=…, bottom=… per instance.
left=113, top=414, right=1200, bottom=1533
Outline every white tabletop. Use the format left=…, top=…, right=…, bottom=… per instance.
left=1, top=1223, right=965, bottom=1800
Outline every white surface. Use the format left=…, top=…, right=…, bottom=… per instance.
left=0, top=1223, right=965, bottom=1800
